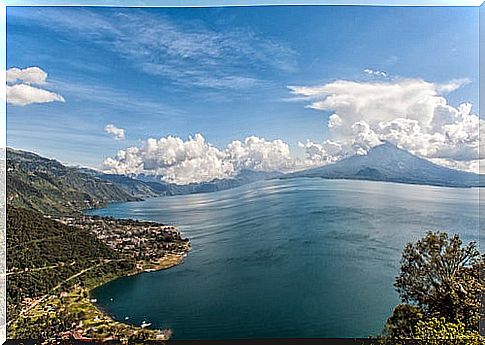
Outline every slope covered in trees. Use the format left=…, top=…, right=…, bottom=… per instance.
left=7, top=206, right=134, bottom=323
left=7, top=148, right=139, bottom=215
left=6, top=146, right=192, bottom=340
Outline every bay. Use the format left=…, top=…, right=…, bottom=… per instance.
left=89, top=178, right=480, bottom=339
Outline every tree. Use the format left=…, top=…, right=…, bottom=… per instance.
left=414, top=317, right=483, bottom=345
left=385, top=231, right=484, bottom=339
left=384, top=304, right=423, bottom=339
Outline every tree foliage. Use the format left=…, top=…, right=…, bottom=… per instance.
left=414, top=317, right=483, bottom=345
left=385, top=231, right=484, bottom=340
left=384, top=304, right=424, bottom=339
left=6, top=206, right=134, bottom=324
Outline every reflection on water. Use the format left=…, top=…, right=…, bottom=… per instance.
left=90, top=178, right=480, bottom=339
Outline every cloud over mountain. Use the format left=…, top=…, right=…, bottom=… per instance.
left=104, top=77, right=480, bottom=185
left=6, top=66, right=65, bottom=106
left=289, top=78, right=481, bottom=172
left=104, top=134, right=294, bottom=185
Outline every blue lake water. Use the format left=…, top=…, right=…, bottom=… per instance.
left=89, top=178, right=480, bottom=339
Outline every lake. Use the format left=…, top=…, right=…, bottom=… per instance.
left=89, top=178, right=480, bottom=339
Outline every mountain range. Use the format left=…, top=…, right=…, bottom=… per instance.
left=7, top=147, right=138, bottom=215
left=81, top=168, right=282, bottom=198
left=7, top=142, right=482, bottom=215
left=7, top=148, right=280, bottom=214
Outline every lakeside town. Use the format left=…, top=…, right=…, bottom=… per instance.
left=8, top=206, right=191, bottom=342
left=57, top=215, right=191, bottom=263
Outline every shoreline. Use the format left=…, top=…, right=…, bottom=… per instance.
left=8, top=201, right=192, bottom=342
left=85, top=252, right=190, bottom=342
left=73, top=201, right=192, bottom=341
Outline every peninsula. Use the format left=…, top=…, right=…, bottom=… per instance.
left=6, top=148, right=191, bottom=341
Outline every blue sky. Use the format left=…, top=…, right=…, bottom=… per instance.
left=6, top=5, right=480, bottom=179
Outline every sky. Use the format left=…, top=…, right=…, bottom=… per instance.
left=6, top=5, right=481, bottom=184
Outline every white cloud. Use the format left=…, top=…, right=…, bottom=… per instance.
left=328, top=114, right=343, bottom=129
left=226, top=136, right=294, bottom=172
left=104, top=134, right=294, bottom=185
left=6, top=66, right=48, bottom=85
left=364, top=68, right=387, bottom=77
left=104, top=124, right=126, bottom=140
left=6, top=66, right=65, bottom=106
left=6, top=83, right=65, bottom=106
left=289, top=78, right=479, bottom=172
left=298, top=140, right=343, bottom=165
left=104, top=77, right=480, bottom=183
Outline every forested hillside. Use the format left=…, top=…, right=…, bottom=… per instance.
left=7, top=206, right=134, bottom=325
left=7, top=148, right=139, bottom=215
left=6, top=149, right=191, bottom=340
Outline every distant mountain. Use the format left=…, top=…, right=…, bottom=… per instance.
left=99, top=169, right=282, bottom=197
left=7, top=147, right=283, bottom=214
left=7, top=148, right=139, bottom=215
left=80, top=170, right=166, bottom=198
left=13, top=142, right=477, bottom=216
left=283, top=142, right=482, bottom=188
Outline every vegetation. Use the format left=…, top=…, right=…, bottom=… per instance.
left=7, top=147, right=138, bottom=215
left=6, top=206, right=132, bottom=323
left=414, top=318, right=483, bottom=345
left=7, top=148, right=483, bottom=342
left=9, top=262, right=173, bottom=341
left=6, top=205, right=186, bottom=340
left=383, top=231, right=484, bottom=343
left=6, top=148, right=193, bottom=341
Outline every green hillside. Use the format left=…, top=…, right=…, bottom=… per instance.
left=6, top=149, right=190, bottom=340
left=7, top=206, right=134, bottom=327
left=7, top=148, right=139, bottom=215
